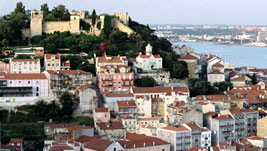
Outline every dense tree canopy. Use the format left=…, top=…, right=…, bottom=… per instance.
left=135, top=76, right=157, bottom=87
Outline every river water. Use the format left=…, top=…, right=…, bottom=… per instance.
left=172, top=42, right=267, bottom=68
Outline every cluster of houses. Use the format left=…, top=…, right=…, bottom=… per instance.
left=1, top=44, right=267, bottom=151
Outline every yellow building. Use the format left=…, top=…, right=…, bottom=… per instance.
left=96, top=122, right=124, bottom=138
left=257, top=116, right=267, bottom=138
left=45, top=54, right=61, bottom=70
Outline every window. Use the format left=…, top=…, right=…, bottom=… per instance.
left=19, top=81, right=21, bottom=84
left=48, top=64, right=50, bottom=66
left=28, top=81, right=30, bottom=84
left=36, top=81, right=39, bottom=84
left=36, top=87, right=39, bottom=91
left=36, top=93, right=39, bottom=96
left=29, top=61, right=32, bottom=64
left=10, top=81, right=12, bottom=84
left=114, top=148, right=116, bottom=151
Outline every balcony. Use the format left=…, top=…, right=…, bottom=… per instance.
left=102, top=78, right=113, bottom=81
left=0, top=87, right=32, bottom=94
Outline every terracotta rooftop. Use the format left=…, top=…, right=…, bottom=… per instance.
left=162, top=125, right=189, bottom=131
left=133, top=86, right=189, bottom=94
left=214, top=115, right=233, bottom=120
left=67, top=126, right=93, bottom=131
left=195, top=95, right=228, bottom=101
left=44, top=123, right=79, bottom=128
left=209, top=70, right=224, bottom=74
left=186, top=146, right=207, bottom=151
left=117, top=100, right=136, bottom=107
left=9, top=138, right=23, bottom=143
left=46, top=70, right=90, bottom=75
left=241, top=108, right=257, bottom=113
left=119, top=133, right=169, bottom=149
left=246, top=136, right=264, bottom=141
left=49, top=145, right=74, bottom=150
left=97, top=55, right=126, bottom=63
left=232, top=76, right=246, bottom=81
left=11, top=59, right=39, bottom=62
left=180, top=54, right=198, bottom=60
left=95, top=108, right=109, bottom=113
left=45, top=54, right=60, bottom=59
left=198, top=102, right=209, bottom=105
left=75, top=135, right=101, bottom=143
left=105, top=92, right=134, bottom=98
left=0, top=73, right=47, bottom=79
left=138, top=117, right=159, bottom=121
left=212, top=62, right=224, bottom=68
left=97, top=122, right=123, bottom=130
left=84, top=136, right=113, bottom=151
left=185, top=123, right=200, bottom=130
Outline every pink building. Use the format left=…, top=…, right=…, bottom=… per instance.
left=97, top=65, right=134, bottom=94
left=10, top=59, right=41, bottom=73
left=9, top=138, right=24, bottom=151
left=93, top=108, right=110, bottom=125
left=0, top=61, right=10, bottom=73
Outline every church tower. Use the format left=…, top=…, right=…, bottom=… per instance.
left=145, top=43, right=153, bottom=56
left=30, top=11, right=43, bottom=37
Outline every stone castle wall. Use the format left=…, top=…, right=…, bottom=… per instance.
left=112, top=18, right=134, bottom=36
left=43, top=21, right=71, bottom=34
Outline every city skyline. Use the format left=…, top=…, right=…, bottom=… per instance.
left=1, top=0, right=267, bottom=25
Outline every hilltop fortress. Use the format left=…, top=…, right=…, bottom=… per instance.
left=22, top=11, right=134, bottom=38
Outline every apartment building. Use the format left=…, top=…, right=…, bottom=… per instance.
left=157, top=125, right=191, bottom=151
left=257, top=116, right=267, bottom=138
left=200, top=127, right=212, bottom=148
left=211, top=115, right=235, bottom=145
left=183, top=123, right=201, bottom=147
left=10, top=59, right=41, bottom=73
left=115, top=100, right=137, bottom=118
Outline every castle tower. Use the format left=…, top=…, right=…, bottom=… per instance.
left=30, top=10, right=43, bottom=37
left=70, top=11, right=81, bottom=34
left=114, top=12, right=129, bottom=25
left=145, top=43, right=152, bottom=56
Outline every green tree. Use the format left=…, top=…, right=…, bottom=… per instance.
left=60, top=92, right=74, bottom=117
left=51, top=5, right=70, bottom=21
left=15, top=54, right=31, bottom=59
left=91, top=9, right=96, bottom=26
left=188, top=78, right=216, bottom=97
left=171, top=62, right=189, bottom=79
left=213, top=82, right=233, bottom=93
left=135, top=76, right=156, bottom=87
left=41, top=3, right=49, bottom=16
left=251, top=73, right=257, bottom=84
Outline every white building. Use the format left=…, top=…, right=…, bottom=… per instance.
left=0, top=73, right=49, bottom=107
left=208, top=70, right=225, bottom=85
left=78, top=86, right=97, bottom=116
left=134, top=44, right=162, bottom=72
left=200, top=127, right=212, bottom=148
left=10, top=59, right=41, bottom=73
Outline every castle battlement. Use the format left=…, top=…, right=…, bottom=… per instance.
left=45, top=21, right=71, bottom=24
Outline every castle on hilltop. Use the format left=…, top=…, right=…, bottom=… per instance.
left=22, top=10, right=135, bottom=38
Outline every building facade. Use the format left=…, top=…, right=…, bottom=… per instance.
left=10, top=59, right=41, bottom=73
left=45, top=54, right=61, bottom=71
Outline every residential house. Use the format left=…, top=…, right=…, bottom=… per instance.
left=96, top=122, right=124, bottom=138
left=246, top=136, right=267, bottom=148
left=183, top=123, right=202, bottom=147
left=61, top=60, right=71, bottom=70
left=67, top=126, right=94, bottom=140
left=104, top=92, right=134, bottom=111
left=83, top=136, right=124, bottom=151
left=196, top=102, right=216, bottom=114
left=10, top=59, right=41, bottom=73
left=134, top=43, right=162, bottom=72
left=231, top=76, right=251, bottom=87
left=179, top=53, right=199, bottom=78
left=95, top=54, right=128, bottom=73
left=115, top=100, right=137, bottom=118
left=93, top=108, right=110, bottom=125
left=208, top=70, right=225, bottom=85
left=121, top=117, right=137, bottom=133
left=45, top=54, right=61, bottom=71
left=44, top=123, right=79, bottom=138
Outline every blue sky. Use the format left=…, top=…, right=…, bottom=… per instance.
left=1, top=0, right=267, bottom=25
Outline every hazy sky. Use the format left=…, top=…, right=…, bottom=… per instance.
left=1, top=0, right=267, bottom=25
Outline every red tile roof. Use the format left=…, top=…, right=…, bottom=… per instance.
left=186, top=146, right=206, bottom=151
left=97, top=122, right=123, bottom=130
left=97, top=56, right=126, bottom=63
left=11, top=59, right=39, bottom=62
left=75, top=135, right=101, bottom=143
left=117, top=100, right=136, bottom=107
left=232, top=76, right=246, bottom=81
left=212, top=62, right=224, bottom=68
left=214, top=115, right=233, bottom=120
left=185, top=123, right=200, bottom=130
left=44, top=123, right=79, bottom=128
left=162, top=125, right=189, bottom=131
left=209, top=70, right=224, bottom=74
left=180, top=54, right=198, bottom=60
left=95, top=108, right=109, bottom=113
left=0, top=73, right=47, bottom=79
left=49, top=145, right=74, bottom=150
left=241, top=108, right=257, bottom=113
left=133, top=86, right=189, bottom=94
left=212, top=146, right=220, bottom=151
left=118, top=133, right=169, bottom=149
left=200, top=128, right=209, bottom=132
left=67, top=126, right=93, bottom=130
left=105, top=92, right=134, bottom=97
left=46, top=70, right=89, bottom=75
left=198, top=102, right=208, bottom=105
left=9, top=138, right=23, bottom=143
left=138, top=117, right=159, bottom=121
left=84, top=137, right=112, bottom=151
left=45, top=54, right=60, bottom=59
left=246, top=136, right=264, bottom=141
